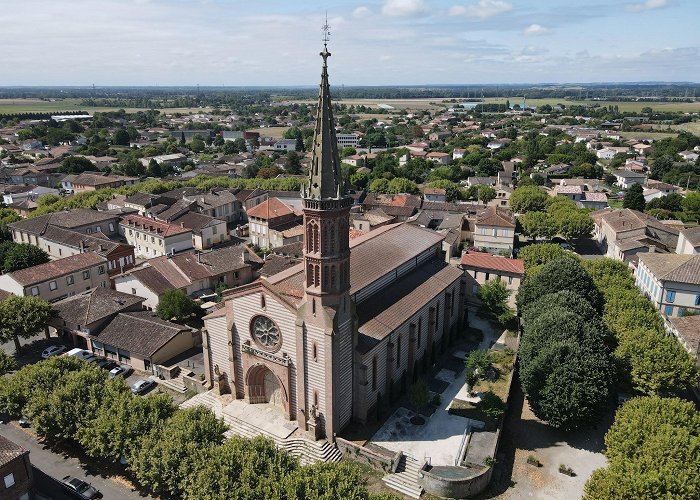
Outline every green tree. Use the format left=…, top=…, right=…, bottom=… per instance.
left=0, top=295, right=52, bottom=354
left=477, top=278, right=510, bottom=316
left=0, top=351, right=16, bottom=376
left=408, top=379, right=429, bottom=409
left=517, top=256, right=602, bottom=312
left=584, top=397, right=700, bottom=500
left=129, top=406, right=227, bottom=496
left=3, top=243, right=49, bottom=272
left=465, top=349, right=491, bottom=375
left=387, top=177, right=418, bottom=194
left=112, top=128, right=131, bottom=146
left=426, top=179, right=461, bottom=201
left=518, top=212, right=555, bottom=241
left=509, top=186, right=549, bottom=213
left=518, top=243, right=568, bottom=270
left=78, top=390, right=175, bottom=462
left=555, top=209, right=594, bottom=240
left=60, top=156, right=94, bottom=174
left=350, top=171, right=369, bottom=190
left=478, top=391, right=507, bottom=420
left=284, top=151, right=302, bottom=174
left=156, top=289, right=196, bottom=324
left=623, top=183, right=646, bottom=211
left=368, top=178, right=389, bottom=193
left=190, top=136, right=206, bottom=153
left=477, top=184, right=497, bottom=204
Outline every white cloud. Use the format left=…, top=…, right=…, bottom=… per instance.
left=449, top=0, right=512, bottom=18
left=626, top=0, right=668, bottom=13
left=352, top=6, right=371, bottom=19
left=523, top=24, right=549, bottom=36
left=382, top=0, right=426, bottom=17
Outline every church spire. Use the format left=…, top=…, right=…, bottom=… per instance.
left=304, top=17, right=344, bottom=201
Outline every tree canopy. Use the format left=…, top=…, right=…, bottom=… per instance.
left=623, top=183, right=646, bottom=212
left=509, top=186, right=549, bottom=213
left=0, top=295, right=52, bottom=353
left=2, top=243, right=50, bottom=272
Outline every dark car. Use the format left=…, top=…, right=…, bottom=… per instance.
left=60, top=475, right=102, bottom=499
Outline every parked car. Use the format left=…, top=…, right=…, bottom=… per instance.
left=131, top=379, right=156, bottom=394
left=41, top=345, right=67, bottom=359
left=60, top=475, right=102, bottom=499
left=96, top=359, right=117, bottom=370
left=108, top=366, right=132, bottom=378
left=65, top=348, right=93, bottom=360
left=18, top=417, right=30, bottom=428
left=551, top=236, right=574, bottom=251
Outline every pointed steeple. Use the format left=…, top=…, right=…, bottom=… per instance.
left=305, top=42, right=344, bottom=201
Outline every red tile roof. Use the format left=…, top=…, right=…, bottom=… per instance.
left=246, top=197, right=294, bottom=220
left=9, top=251, right=107, bottom=286
left=120, top=214, right=191, bottom=237
left=460, top=251, right=524, bottom=275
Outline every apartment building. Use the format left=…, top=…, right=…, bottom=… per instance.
left=635, top=253, right=700, bottom=318
left=0, top=252, right=109, bottom=302
left=120, top=214, right=193, bottom=259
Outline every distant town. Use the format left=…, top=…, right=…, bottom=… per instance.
left=0, top=52, right=699, bottom=500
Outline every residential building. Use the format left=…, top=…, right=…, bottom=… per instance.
left=0, top=435, right=33, bottom=500
left=350, top=209, right=395, bottom=233
left=0, top=252, right=109, bottom=302
left=187, top=189, right=242, bottom=223
left=274, top=139, right=297, bottom=151
left=553, top=185, right=608, bottom=210
left=172, top=212, right=228, bottom=250
left=114, top=245, right=256, bottom=309
left=63, top=172, right=137, bottom=193
left=247, top=197, right=301, bottom=248
left=336, top=133, right=359, bottom=148
left=361, top=193, right=422, bottom=221
left=426, top=152, right=452, bottom=164
left=635, top=253, right=700, bottom=318
left=466, top=176, right=497, bottom=187
left=613, top=169, right=646, bottom=189
left=460, top=251, right=524, bottom=308
left=472, top=206, right=516, bottom=254
left=9, top=209, right=123, bottom=239
left=120, top=214, right=193, bottom=259
left=591, top=208, right=680, bottom=262
left=676, top=227, right=700, bottom=254
left=423, top=187, right=447, bottom=203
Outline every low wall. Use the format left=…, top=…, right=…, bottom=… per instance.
left=335, top=437, right=402, bottom=473
left=420, top=464, right=493, bottom=499
left=182, top=372, right=207, bottom=394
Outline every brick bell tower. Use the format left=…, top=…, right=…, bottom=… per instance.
left=295, top=29, right=355, bottom=440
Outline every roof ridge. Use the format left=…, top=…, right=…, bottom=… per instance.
left=121, top=311, right=183, bottom=331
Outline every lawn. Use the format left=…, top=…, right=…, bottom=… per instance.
left=0, top=98, right=211, bottom=116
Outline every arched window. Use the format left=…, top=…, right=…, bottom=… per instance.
left=314, top=265, right=320, bottom=287
left=323, top=223, right=329, bottom=253
left=329, top=221, right=336, bottom=252
left=260, top=293, right=266, bottom=309
left=331, top=265, right=337, bottom=288
left=324, top=265, right=329, bottom=288
left=307, top=265, right=314, bottom=288
left=312, top=342, right=318, bottom=361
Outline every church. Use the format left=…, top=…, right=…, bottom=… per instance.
left=202, top=44, right=466, bottom=440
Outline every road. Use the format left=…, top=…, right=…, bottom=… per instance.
left=0, top=423, right=153, bottom=500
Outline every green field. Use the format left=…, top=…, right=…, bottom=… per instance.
left=0, top=98, right=212, bottom=116
left=482, top=97, right=700, bottom=113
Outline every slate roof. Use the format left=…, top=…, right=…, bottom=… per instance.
left=0, top=435, right=28, bottom=467
left=95, top=311, right=190, bottom=357
left=155, top=199, right=195, bottom=222
left=9, top=252, right=106, bottom=286
left=638, top=253, right=700, bottom=285
left=461, top=251, right=524, bottom=275
left=51, top=287, right=144, bottom=326
left=357, top=260, right=463, bottom=353
left=125, top=192, right=161, bottom=206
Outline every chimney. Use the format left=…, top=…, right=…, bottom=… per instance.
left=79, top=240, right=85, bottom=252
left=649, top=245, right=656, bottom=253
left=98, top=244, right=104, bottom=252
left=180, top=222, right=185, bottom=227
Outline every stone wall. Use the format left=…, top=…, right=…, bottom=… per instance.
left=335, top=437, right=402, bottom=474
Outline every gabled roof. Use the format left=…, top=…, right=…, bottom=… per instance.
left=679, top=226, right=700, bottom=247
left=41, top=225, right=131, bottom=257
left=0, top=435, right=28, bottom=467
left=120, top=214, right=191, bottom=237
left=95, top=311, right=190, bottom=358
left=9, top=209, right=121, bottom=234
left=51, top=287, right=144, bottom=326
left=475, top=206, right=516, bottom=228
left=8, top=251, right=106, bottom=286
left=172, top=212, right=222, bottom=233
left=638, top=253, right=700, bottom=285
left=246, top=197, right=294, bottom=220
left=460, top=251, right=524, bottom=275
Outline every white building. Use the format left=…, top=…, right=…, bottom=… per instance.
left=336, top=133, right=359, bottom=148
left=635, top=253, right=700, bottom=318
left=120, top=214, right=193, bottom=259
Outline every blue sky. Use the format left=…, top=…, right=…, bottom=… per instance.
left=1, top=0, right=697, bottom=86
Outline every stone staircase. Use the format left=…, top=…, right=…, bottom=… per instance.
left=382, top=454, right=424, bottom=499
left=152, top=375, right=187, bottom=394
left=180, top=391, right=342, bottom=465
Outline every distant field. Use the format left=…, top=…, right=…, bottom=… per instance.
left=618, top=130, right=678, bottom=140
left=483, top=97, right=700, bottom=113
left=247, top=126, right=289, bottom=139
left=675, top=122, right=700, bottom=136
left=0, top=98, right=212, bottom=116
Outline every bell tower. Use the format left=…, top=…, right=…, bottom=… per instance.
left=301, top=30, right=353, bottom=305
left=296, top=20, right=355, bottom=440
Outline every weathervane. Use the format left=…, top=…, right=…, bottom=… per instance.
left=321, top=11, right=331, bottom=62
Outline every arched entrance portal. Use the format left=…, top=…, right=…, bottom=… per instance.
left=245, top=364, right=288, bottom=413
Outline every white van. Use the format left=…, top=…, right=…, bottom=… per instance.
left=65, top=348, right=93, bottom=360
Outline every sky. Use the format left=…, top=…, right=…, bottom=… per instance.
left=0, top=0, right=698, bottom=86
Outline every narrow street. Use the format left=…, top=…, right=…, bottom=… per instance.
left=0, top=423, right=153, bottom=500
